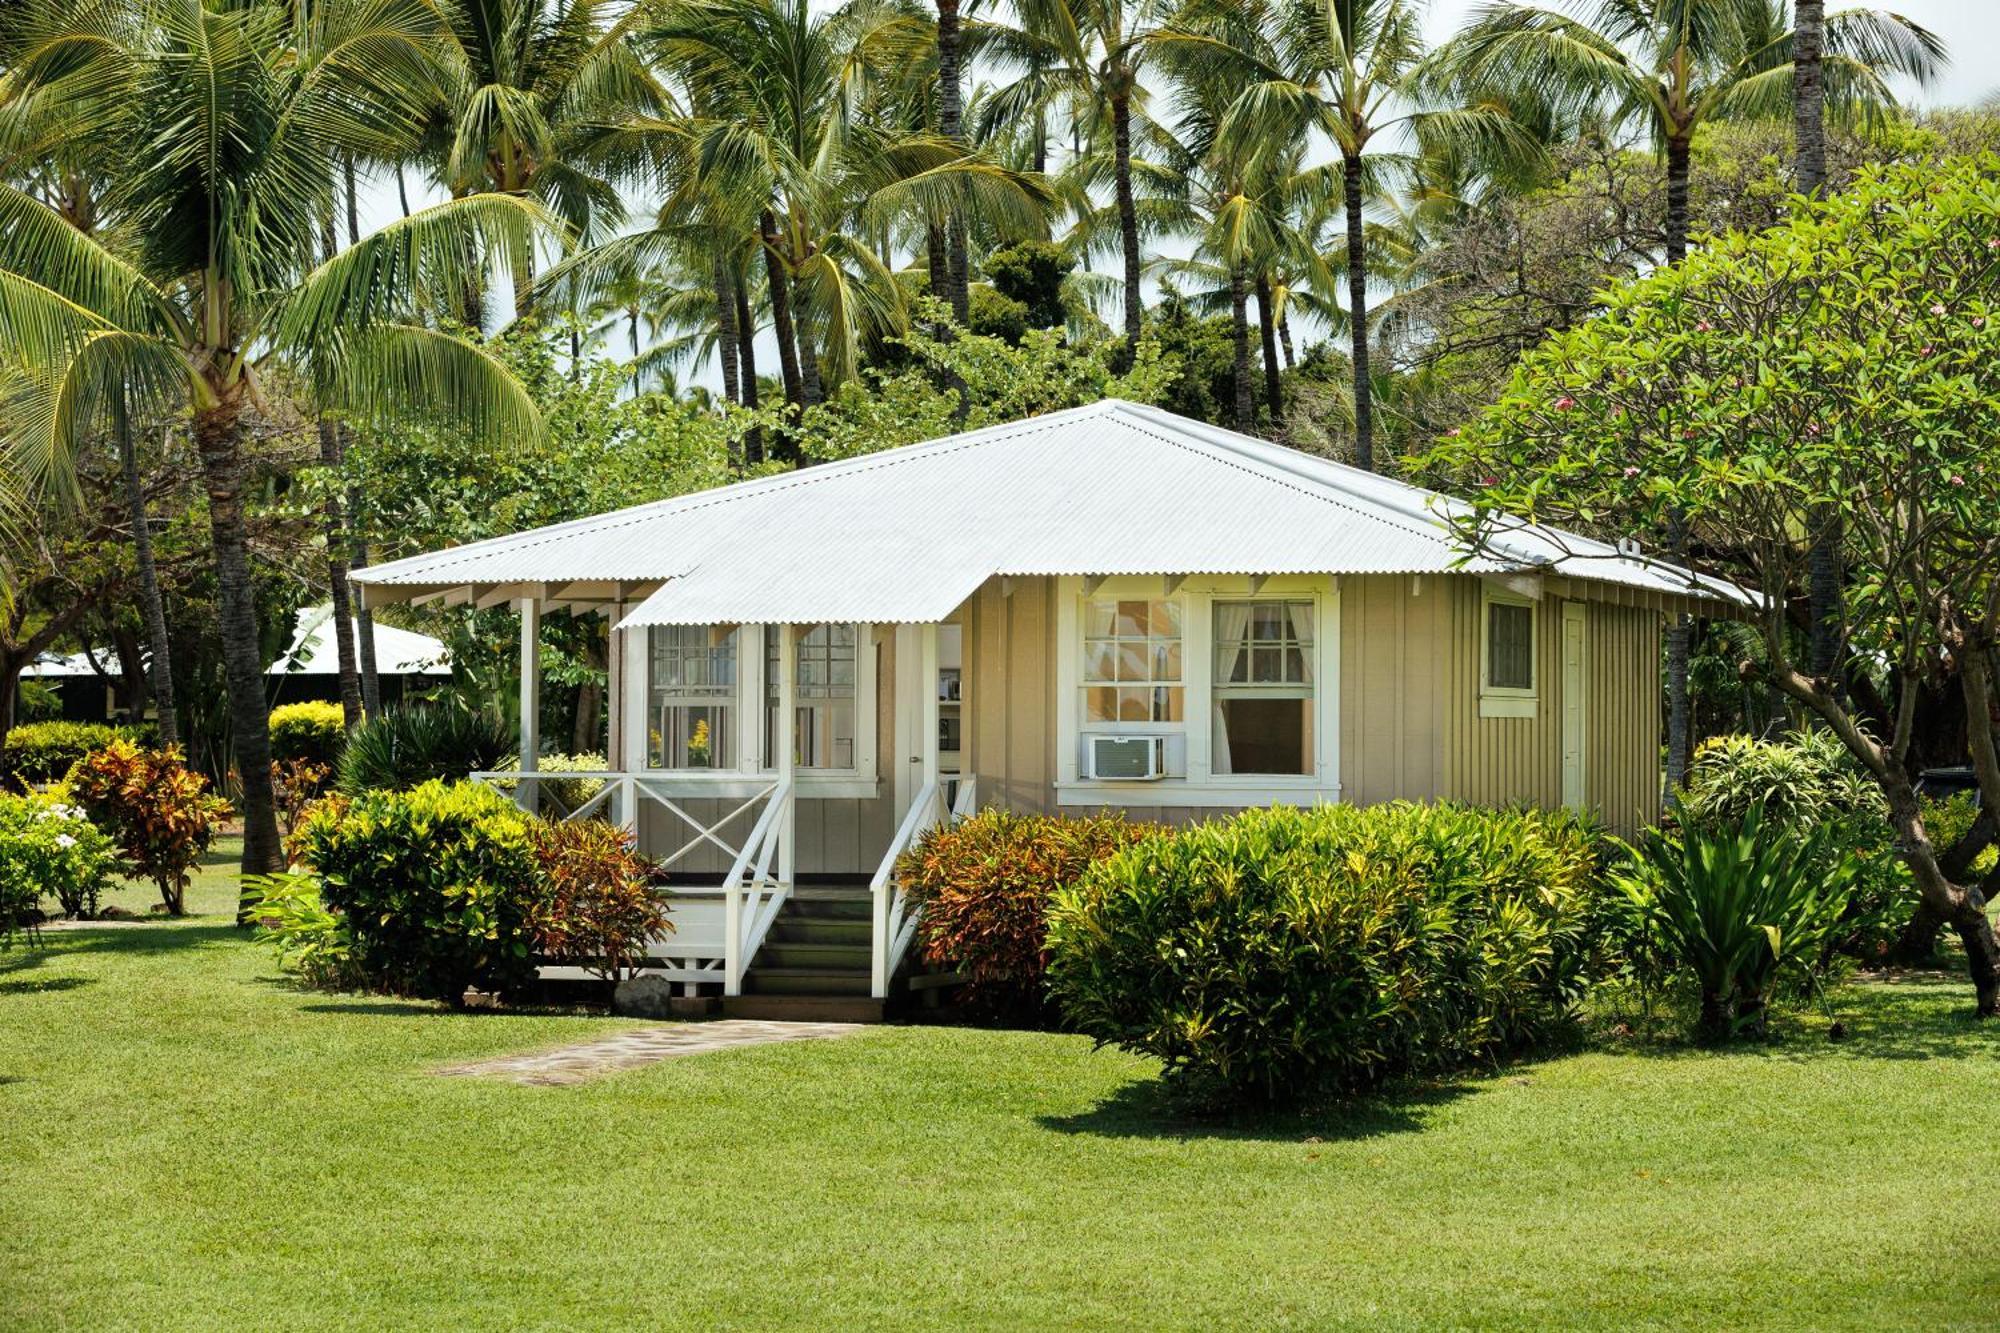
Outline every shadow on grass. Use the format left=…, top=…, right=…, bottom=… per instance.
left=1595, top=974, right=1999, bottom=1065
left=1038, top=1074, right=1475, bottom=1143
left=43, top=923, right=243, bottom=956
left=0, top=975, right=91, bottom=997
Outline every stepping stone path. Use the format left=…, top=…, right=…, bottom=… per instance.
left=434, top=1019, right=866, bottom=1086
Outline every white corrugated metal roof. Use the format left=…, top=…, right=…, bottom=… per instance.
left=352, top=399, right=1749, bottom=625
left=271, top=605, right=451, bottom=676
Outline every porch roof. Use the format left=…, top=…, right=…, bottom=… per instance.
left=352, top=399, right=1751, bottom=623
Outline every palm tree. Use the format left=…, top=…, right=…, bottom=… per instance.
left=1431, top=0, right=1944, bottom=266
left=0, top=0, right=548, bottom=878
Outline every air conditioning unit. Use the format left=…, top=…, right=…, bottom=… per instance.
left=1087, top=734, right=1167, bottom=781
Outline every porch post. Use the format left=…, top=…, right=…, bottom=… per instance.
left=516, top=596, right=540, bottom=813
left=606, top=599, right=629, bottom=831
left=920, top=621, right=941, bottom=791
left=777, top=622, right=797, bottom=888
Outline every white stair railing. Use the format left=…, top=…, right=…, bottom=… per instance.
left=868, top=776, right=976, bottom=998
left=720, top=777, right=793, bottom=996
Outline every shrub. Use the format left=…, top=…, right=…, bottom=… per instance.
left=898, top=811, right=1155, bottom=1020
left=336, top=705, right=515, bottom=795
left=1046, top=803, right=1606, bottom=1104
left=1, top=721, right=149, bottom=790
left=1680, top=731, right=1912, bottom=960
left=243, top=870, right=362, bottom=990
left=295, top=780, right=539, bottom=1001
left=1614, top=808, right=1860, bottom=1040
left=272, top=757, right=335, bottom=836
left=268, top=701, right=348, bottom=767
left=0, top=793, right=120, bottom=920
left=68, top=741, right=229, bottom=916
left=495, top=752, right=609, bottom=816
left=527, top=820, right=671, bottom=991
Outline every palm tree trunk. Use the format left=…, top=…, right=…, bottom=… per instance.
left=1229, top=261, right=1253, bottom=432
left=1255, top=274, right=1282, bottom=427
left=936, top=0, right=971, bottom=327
left=191, top=388, right=284, bottom=888
left=1112, top=90, right=1143, bottom=342
left=732, top=268, right=764, bottom=466
left=353, top=539, right=383, bottom=718
left=759, top=212, right=805, bottom=410
left=1793, top=0, right=1827, bottom=196
left=1342, top=152, right=1375, bottom=470
left=797, top=326, right=823, bottom=410
left=1278, top=314, right=1295, bottom=368
left=395, top=163, right=410, bottom=217
left=1664, top=133, right=1691, bottom=265
left=317, top=420, right=364, bottom=732
left=115, top=389, right=179, bottom=748
left=714, top=255, right=741, bottom=412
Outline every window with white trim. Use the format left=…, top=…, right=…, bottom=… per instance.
left=647, top=625, right=736, bottom=768
left=1212, top=600, right=1314, bottom=775
left=1480, top=589, right=1538, bottom=717
left=766, top=623, right=859, bottom=769
left=1082, top=598, right=1183, bottom=724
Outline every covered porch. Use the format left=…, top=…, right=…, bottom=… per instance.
left=422, top=581, right=973, bottom=1005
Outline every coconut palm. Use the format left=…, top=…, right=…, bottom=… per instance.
left=0, top=0, right=549, bottom=878
left=1429, top=0, right=1945, bottom=265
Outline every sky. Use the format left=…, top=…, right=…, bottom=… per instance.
left=360, top=0, right=2000, bottom=387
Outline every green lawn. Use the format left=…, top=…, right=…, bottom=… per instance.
left=5, top=841, right=1999, bottom=1330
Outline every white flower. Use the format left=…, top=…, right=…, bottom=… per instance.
left=54, top=833, right=76, bottom=849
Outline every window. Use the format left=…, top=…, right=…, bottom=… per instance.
left=1212, top=601, right=1314, bottom=775
left=1481, top=590, right=1538, bottom=717
left=648, top=625, right=736, bottom=768
left=766, top=623, right=858, bottom=769
left=1082, top=598, right=1183, bottom=724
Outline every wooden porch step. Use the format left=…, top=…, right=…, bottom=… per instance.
left=721, top=994, right=885, bottom=1023
left=755, top=941, right=872, bottom=970
left=742, top=966, right=872, bottom=996
left=765, top=917, right=872, bottom=946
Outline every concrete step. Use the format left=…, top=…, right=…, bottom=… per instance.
left=743, top=966, right=872, bottom=996
left=722, top=994, right=885, bottom=1023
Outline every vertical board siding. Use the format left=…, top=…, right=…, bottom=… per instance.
left=968, top=576, right=1059, bottom=814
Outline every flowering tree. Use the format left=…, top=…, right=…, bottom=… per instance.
left=1427, top=155, right=2000, bottom=1016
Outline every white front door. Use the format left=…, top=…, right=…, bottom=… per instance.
left=1561, top=603, right=1587, bottom=811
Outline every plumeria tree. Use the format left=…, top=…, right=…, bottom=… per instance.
left=1427, top=155, right=2000, bottom=1016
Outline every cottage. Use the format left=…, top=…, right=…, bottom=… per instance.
left=352, top=400, right=1742, bottom=1015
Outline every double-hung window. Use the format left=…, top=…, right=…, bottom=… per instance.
left=766, top=623, right=859, bottom=769
left=1211, top=601, right=1314, bottom=775
left=1082, top=599, right=1183, bottom=724
left=1480, top=589, right=1538, bottom=717
left=647, top=625, right=737, bottom=769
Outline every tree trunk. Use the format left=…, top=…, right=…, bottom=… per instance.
left=191, top=387, right=284, bottom=890
left=1112, top=90, right=1143, bottom=342
left=1664, top=133, right=1692, bottom=265
left=395, top=163, right=410, bottom=218
left=1229, top=261, right=1253, bottom=432
left=1255, top=274, right=1282, bottom=428
left=759, top=212, right=804, bottom=410
left=116, top=391, right=179, bottom=748
left=713, top=254, right=741, bottom=414
left=351, top=522, right=384, bottom=718
left=343, top=154, right=361, bottom=247
left=1342, top=152, right=1375, bottom=470
left=317, top=420, right=364, bottom=732
left=732, top=267, right=764, bottom=465
left=1665, top=514, right=1694, bottom=794
left=1793, top=0, right=1827, bottom=196
left=936, top=0, right=970, bottom=328
left=797, top=327, right=823, bottom=410
left=1278, top=314, right=1295, bottom=369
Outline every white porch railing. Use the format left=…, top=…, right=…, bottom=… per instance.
left=869, top=775, right=978, bottom=998
left=470, top=770, right=795, bottom=996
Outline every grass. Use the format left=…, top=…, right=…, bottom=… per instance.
left=4, top=840, right=1999, bottom=1329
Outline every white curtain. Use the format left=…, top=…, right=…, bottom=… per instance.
left=1211, top=603, right=1254, bottom=776
left=1291, top=602, right=1315, bottom=675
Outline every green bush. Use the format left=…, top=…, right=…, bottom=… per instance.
left=243, top=870, right=362, bottom=990
left=1046, top=802, right=1606, bottom=1104
left=1, top=721, right=150, bottom=789
left=1613, top=807, right=1859, bottom=1040
left=268, top=701, right=348, bottom=767
left=0, top=793, right=120, bottom=936
left=296, top=781, right=539, bottom=1001
left=1681, top=731, right=1914, bottom=959
left=898, top=810, right=1156, bottom=1021
left=336, top=705, right=515, bottom=795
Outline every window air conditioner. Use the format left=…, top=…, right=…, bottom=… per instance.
left=1087, top=734, right=1166, bottom=781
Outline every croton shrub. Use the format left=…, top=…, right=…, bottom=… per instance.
left=527, top=819, right=671, bottom=992
left=897, top=810, right=1157, bottom=1022
left=68, top=740, right=230, bottom=916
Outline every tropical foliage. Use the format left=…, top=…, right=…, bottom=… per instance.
left=0, top=791, right=120, bottom=922
left=67, top=740, right=230, bottom=916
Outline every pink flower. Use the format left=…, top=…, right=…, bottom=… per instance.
left=1921, top=345, right=1935, bottom=356
left=1695, top=320, right=1712, bottom=332
left=1555, top=395, right=1577, bottom=411
left=1975, top=316, right=1987, bottom=328
left=1988, top=238, right=1999, bottom=250
left=1623, top=466, right=1640, bottom=478
left=1931, top=303, right=1948, bottom=316
left=1480, top=475, right=1498, bottom=487
left=1446, top=427, right=1462, bottom=437
left=1806, top=422, right=1822, bottom=436
left=1952, top=474, right=1966, bottom=486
